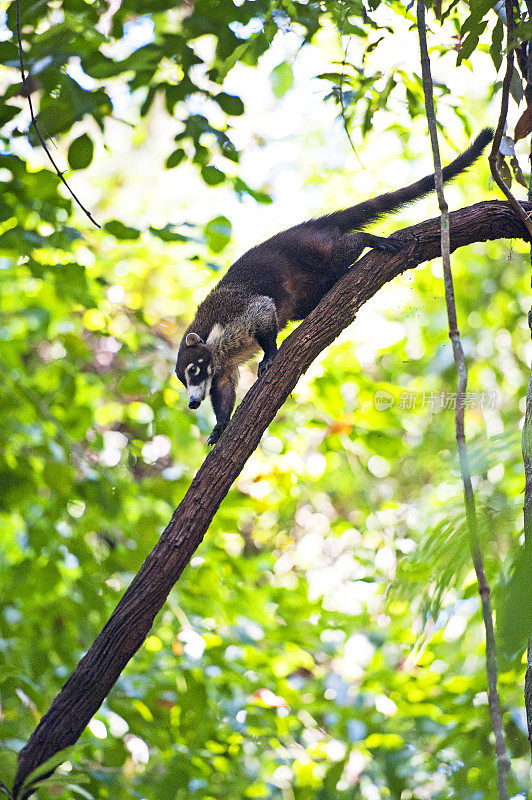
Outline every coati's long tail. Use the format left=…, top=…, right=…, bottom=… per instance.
left=321, top=128, right=493, bottom=233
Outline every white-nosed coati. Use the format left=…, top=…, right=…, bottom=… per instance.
left=175, top=128, right=493, bottom=445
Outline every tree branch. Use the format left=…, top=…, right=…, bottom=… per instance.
left=521, top=361, right=532, bottom=759
left=15, top=0, right=101, bottom=229
left=489, top=0, right=532, bottom=238
left=417, top=4, right=510, bottom=797
left=524, top=26, right=532, bottom=761
left=495, top=0, right=532, bottom=761
left=12, top=199, right=532, bottom=798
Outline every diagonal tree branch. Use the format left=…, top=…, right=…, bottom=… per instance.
left=12, top=199, right=532, bottom=798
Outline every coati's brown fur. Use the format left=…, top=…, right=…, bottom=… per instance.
left=175, top=129, right=493, bottom=444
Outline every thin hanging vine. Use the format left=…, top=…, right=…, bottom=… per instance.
left=417, top=1, right=511, bottom=795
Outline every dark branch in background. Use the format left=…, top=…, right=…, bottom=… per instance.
left=523, top=0, right=532, bottom=761
left=417, top=3, right=510, bottom=797
left=489, top=0, right=532, bottom=237
left=522, top=349, right=532, bottom=760
left=15, top=0, right=101, bottom=228
left=495, top=0, right=532, bottom=760
left=11, top=199, right=532, bottom=798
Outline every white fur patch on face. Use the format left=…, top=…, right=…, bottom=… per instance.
left=187, top=364, right=200, bottom=377
left=187, top=376, right=212, bottom=406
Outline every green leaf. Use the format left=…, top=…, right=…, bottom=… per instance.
left=18, top=745, right=86, bottom=795
left=67, top=134, right=94, bottom=170
left=53, top=263, right=94, bottom=306
left=510, top=67, right=524, bottom=105
left=232, top=177, right=272, bottom=204
left=66, top=784, right=95, bottom=799
left=103, top=220, right=141, bottom=240
left=498, top=544, right=532, bottom=658
left=149, top=225, right=189, bottom=242
left=201, top=165, right=225, bottom=186
left=0, top=102, right=20, bottom=127
left=456, top=25, right=486, bottom=65
left=215, top=92, right=244, bottom=116
left=165, top=148, right=186, bottom=169
left=490, top=18, right=503, bottom=72
left=271, top=62, right=294, bottom=98
left=204, top=215, right=231, bottom=252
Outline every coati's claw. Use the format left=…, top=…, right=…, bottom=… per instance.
left=379, top=237, right=403, bottom=254
left=388, top=237, right=403, bottom=253
left=258, top=357, right=274, bottom=377
left=207, top=422, right=227, bottom=446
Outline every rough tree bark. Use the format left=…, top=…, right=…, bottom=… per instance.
left=13, top=199, right=532, bottom=798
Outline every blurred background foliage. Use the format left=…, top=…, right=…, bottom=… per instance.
left=0, top=0, right=531, bottom=797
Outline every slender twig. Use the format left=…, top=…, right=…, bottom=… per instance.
left=489, top=0, right=532, bottom=237
left=524, top=23, right=532, bottom=759
left=508, top=0, right=532, bottom=761
left=338, top=35, right=364, bottom=167
left=417, top=2, right=510, bottom=796
left=15, top=0, right=100, bottom=228
left=522, top=356, right=532, bottom=759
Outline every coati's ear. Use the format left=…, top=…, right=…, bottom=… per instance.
left=186, top=332, right=204, bottom=347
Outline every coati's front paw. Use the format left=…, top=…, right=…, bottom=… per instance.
left=207, top=422, right=228, bottom=446
left=379, top=237, right=403, bottom=254
left=258, top=357, right=274, bottom=377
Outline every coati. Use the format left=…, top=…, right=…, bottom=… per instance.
left=175, top=128, right=493, bottom=445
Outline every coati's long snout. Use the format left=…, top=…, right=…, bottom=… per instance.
left=187, top=384, right=208, bottom=409
left=176, top=128, right=494, bottom=445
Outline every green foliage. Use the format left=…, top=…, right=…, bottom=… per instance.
left=0, top=0, right=530, bottom=798
left=271, top=62, right=294, bottom=98
left=103, top=220, right=141, bottom=240
left=68, top=135, right=94, bottom=171
left=204, top=216, right=232, bottom=253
